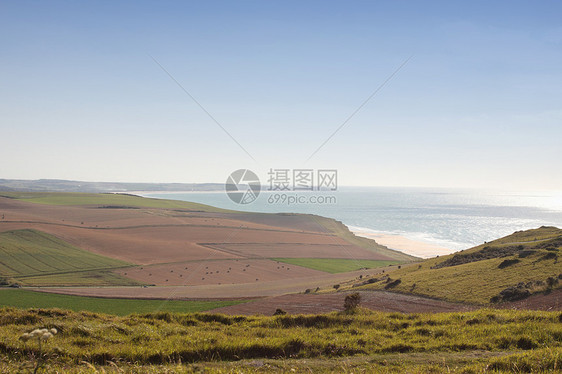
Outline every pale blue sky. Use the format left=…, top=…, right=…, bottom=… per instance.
left=1, top=1, right=561, bottom=189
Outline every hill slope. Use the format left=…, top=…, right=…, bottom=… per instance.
left=0, top=191, right=231, bottom=212
left=359, top=226, right=562, bottom=304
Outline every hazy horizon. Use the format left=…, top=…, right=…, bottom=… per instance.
left=1, top=1, right=561, bottom=190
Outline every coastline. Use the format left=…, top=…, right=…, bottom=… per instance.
left=137, top=191, right=461, bottom=259
left=127, top=190, right=224, bottom=197
left=350, top=227, right=456, bottom=259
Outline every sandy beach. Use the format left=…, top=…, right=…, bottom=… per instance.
left=351, top=228, right=455, bottom=258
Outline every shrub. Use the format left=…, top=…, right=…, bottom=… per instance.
left=333, top=284, right=340, bottom=290
left=343, top=293, right=361, bottom=311
left=498, top=258, right=520, bottom=269
left=546, top=277, right=559, bottom=288
left=273, top=308, right=287, bottom=316
left=516, top=337, right=537, bottom=350
left=385, top=279, right=401, bottom=290
left=518, top=250, right=536, bottom=258
left=492, top=285, right=531, bottom=302
left=539, top=252, right=557, bottom=261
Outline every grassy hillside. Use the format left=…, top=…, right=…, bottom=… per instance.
left=273, top=258, right=399, bottom=273
left=0, top=307, right=560, bottom=373
left=359, top=226, right=562, bottom=304
left=0, top=191, right=230, bottom=212
left=0, top=289, right=247, bottom=316
left=0, top=229, right=138, bottom=287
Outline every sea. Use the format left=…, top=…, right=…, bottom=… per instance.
left=144, top=187, right=562, bottom=256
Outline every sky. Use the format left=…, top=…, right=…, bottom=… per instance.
left=1, top=1, right=561, bottom=190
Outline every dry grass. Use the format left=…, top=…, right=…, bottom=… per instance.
left=0, top=307, right=561, bottom=372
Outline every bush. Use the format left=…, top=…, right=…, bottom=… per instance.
left=546, top=277, right=559, bottom=288
left=498, top=258, right=520, bottom=269
left=0, top=277, right=8, bottom=286
left=343, top=293, right=361, bottom=311
left=273, top=309, right=287, bottom=316
left=333, top=284, right=340, bottom=290
left=539, top=252, right=557, bottom=261
left=492, top=285, right=531, bottom=303
left=518, top=250, right=536, bottom=258
left=385, top=279, right=401, bottom=290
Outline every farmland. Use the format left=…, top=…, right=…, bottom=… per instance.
left=0, top=192, right=413, bottom=297
left=0, top=229, right=137, bottom=287
left=273, top=258, right=400, bottom=273
left=0, top=289, right=247, bottom=316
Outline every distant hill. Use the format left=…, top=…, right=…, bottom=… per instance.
left=0, top=178, right=223, bottom=193
left=359, top=226, right=562, bottom=304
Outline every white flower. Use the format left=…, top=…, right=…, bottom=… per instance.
left=40, top=332, right=53, bottom=341
left=19, top=333, right=31, bottom=342
left=29, top=329, right=42, bottom=338
left=50, top=328, right=58, bottom=335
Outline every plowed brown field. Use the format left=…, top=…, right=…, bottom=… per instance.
left=0, top=196, right=399, bottom=296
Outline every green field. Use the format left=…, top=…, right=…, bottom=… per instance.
left=0, top=229, right=138, bottom=286
left=273, top=258, right=400, bottom=273
left=360, top=226, right=562, bottom=304
left=0, top=191, right=230, bottom=212
left=0, top=306, right=560, bottom=372
left=0, top=289, right=248, bottom=315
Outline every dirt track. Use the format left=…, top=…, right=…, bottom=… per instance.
left=208, top=290, right=476, bottom=315
left=209, top=289, right=562, bottom=315
left=35, top=268, right=385, bottom=299
left=498, top=288, right=561, bottom=311
left=207, top=289, right=562, bottom=315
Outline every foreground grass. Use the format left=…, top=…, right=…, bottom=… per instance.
left=0, top=307, right=561, bottom=372
left=0, top=289, right=247, bottom=316
left=273, top=258, right=399, bottom=273
left=2, top=349, right=561, bottom=373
